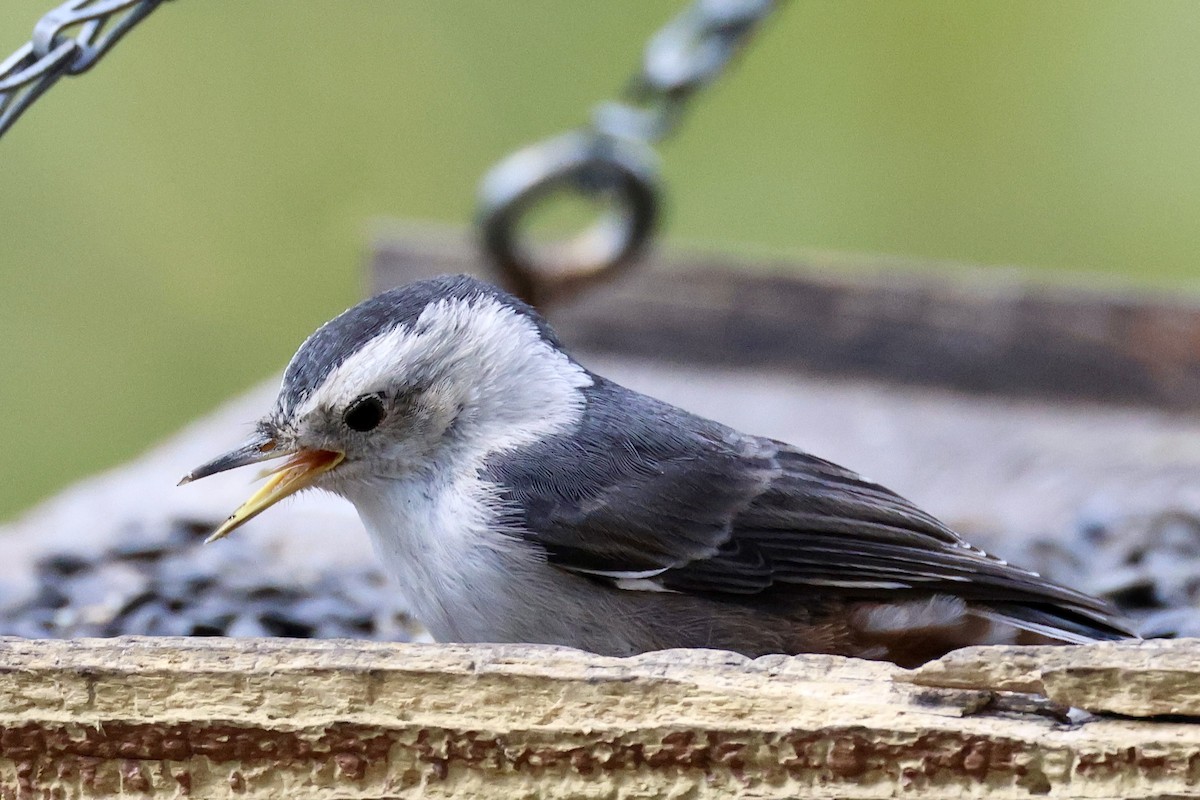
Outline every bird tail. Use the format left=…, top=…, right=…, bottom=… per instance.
left=977, top=602, right=1137, bottom=645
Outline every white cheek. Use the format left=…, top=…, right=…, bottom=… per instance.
left=293, top=296, right=592, bottom=458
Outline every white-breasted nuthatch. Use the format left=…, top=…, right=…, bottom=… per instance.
left=183, top=275, right=1134, bottom=666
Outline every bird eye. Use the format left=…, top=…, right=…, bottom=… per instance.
left=343, top=394, right=386, bottom=432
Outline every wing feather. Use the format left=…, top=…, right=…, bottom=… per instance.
left=482, top=378, right=1132, bottom=641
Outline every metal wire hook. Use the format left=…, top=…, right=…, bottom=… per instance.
left=476, top=0, right=778, bottom=308
left=476, top=131, right=659, bottom=308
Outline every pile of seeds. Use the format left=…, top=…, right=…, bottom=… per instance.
left=1, top=509, right=1198, bottom=642
left=0, top=518, right=423, bottom=641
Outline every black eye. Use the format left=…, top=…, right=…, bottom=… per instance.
left=344, top=394, right=386, bottom=432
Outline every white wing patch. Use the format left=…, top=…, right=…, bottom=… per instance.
left=572, top=566, right=672, bottom=580
left=568, top=565, right=682, bottom=592
left=614, top=578, right=679, bottom=593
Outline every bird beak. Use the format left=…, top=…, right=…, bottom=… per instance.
left=179, top=432, right=344, bottom=544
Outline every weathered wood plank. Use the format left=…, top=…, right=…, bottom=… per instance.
left=2, top=637, right=1199, bottom=798
left=372, top=232, right=1200, bottom=408
left=906, top=638, right=1200, bottom=717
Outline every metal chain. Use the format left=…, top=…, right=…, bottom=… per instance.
left=477, top=0, right=779, bottom=307
left=0, top=0, right=169, bottom=140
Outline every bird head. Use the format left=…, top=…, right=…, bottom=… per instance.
left=180, top=274, right=590, bottom=542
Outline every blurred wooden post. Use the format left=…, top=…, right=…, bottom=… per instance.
left=2, top=637, right=1199, bottom=798
left=373, top=232, right=1200, bottom=409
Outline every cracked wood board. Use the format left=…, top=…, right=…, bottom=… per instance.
left=907, top=638, right=1200, bottom=717
left=1, top=637, right=1199, bottom=799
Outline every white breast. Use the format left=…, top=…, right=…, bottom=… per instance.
left=346, top=468, right=541, bottom=643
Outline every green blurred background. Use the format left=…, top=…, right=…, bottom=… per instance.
left=3, top=1, right=1200, bottom=520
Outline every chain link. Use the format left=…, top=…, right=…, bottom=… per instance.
left=477, top=0, right=778, bottom=306
left=0, top=0, right=168, bottom=139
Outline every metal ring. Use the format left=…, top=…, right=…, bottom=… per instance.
left=476, top=131, right=659, bottom=307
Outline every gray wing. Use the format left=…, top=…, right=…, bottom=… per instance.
left=482, top=378, right=1130, bottom=640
